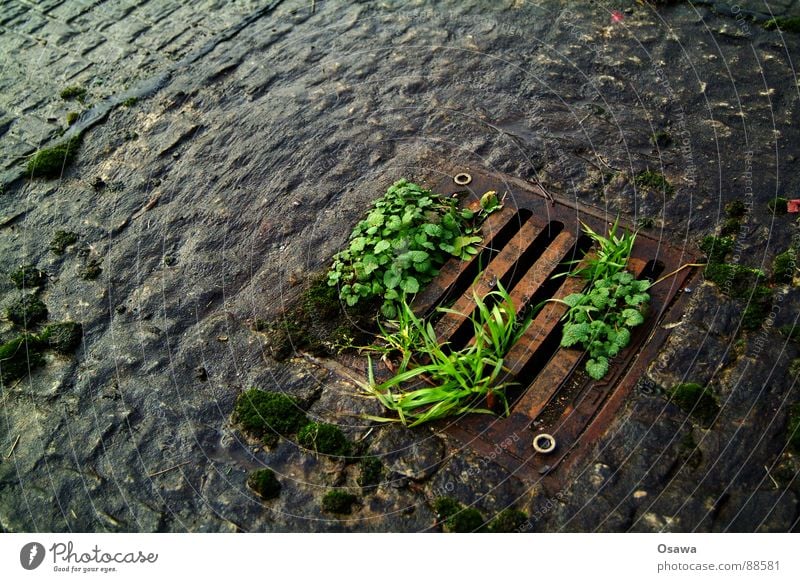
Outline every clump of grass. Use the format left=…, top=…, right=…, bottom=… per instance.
left=362, top=283, right=530, bottom=427
left=50, top=230, right=78, bottom=255
left=768, top=197, right=788, bottom=214
left=247, top=469, right=281, bottom=500
left=433, top=497, right=486, bottom=533
left=59, top=85, right=86, bottom=101
left=38, top=321, right=82, bottom=354
left=297, top=422, right=352, bottom=457
left=669, top=383, right=720, bottom=427
left=6, top=295, right=48, bottom=327
left=488, top=508, right=528, bottom=532
left=232, top=388, right=307, bottom=445
left=635, top=169, right=675, bottom=196
left=357, top=456, right=383, bottom=490
left=27, top=135, right=82, bottom=178
left=321, top=490, right=358, bottom=514
left=772, top=249, right=796, bottom=284
left=10, top=264, right=46, bottom=289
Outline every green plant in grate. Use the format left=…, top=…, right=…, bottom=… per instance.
left=554, top=220, right=650, bottom=381
left=327, top=179, right=499, bottom=318
left=360, top=283, right=531, bottom=427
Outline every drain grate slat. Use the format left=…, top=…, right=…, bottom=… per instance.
left=434, top=219, right=557, bottom=344
left=413, top=206, right=525, bottom=316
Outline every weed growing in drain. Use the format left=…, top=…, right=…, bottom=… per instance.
left=360, top=284, right=530, bottom=427
left=553, top=220, right=650, bottom=380
left=327, top=179, right=499, bottom=318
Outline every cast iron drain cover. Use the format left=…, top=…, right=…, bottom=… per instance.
left=327, top=170, right=697, bottom=487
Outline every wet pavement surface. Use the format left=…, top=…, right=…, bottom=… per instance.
left=1, top=0, right=800, bottom=532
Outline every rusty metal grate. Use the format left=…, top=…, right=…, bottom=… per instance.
left=329, top=170, right=697, bottom=486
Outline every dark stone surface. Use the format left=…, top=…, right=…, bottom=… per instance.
left=2, top=0, right=800, bottom=532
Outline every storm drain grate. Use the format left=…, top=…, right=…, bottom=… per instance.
left=331, top=170, right=697, bottom=486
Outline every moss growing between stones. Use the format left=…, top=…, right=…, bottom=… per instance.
left=768, top=197, right=788, bottom=214
left=433, top=497, right=486, bottom=533
left=635, top=169, right=675, bottom=196
left=298, top=422, right=352, bottom=457
left=6, top=295, right=48, bottom=327
left=321, top=490, right=358, bottom=514
left=772, top=249, right=796, bottom=284
left=669, top=383, right=720, bottom=427
left=50, top=230, right=78, bottom=255
left=232, top=388, right=307, bottom=445
left=0, top=334, right=45, bottom=383
left=488, top=509, right=528, bottom=532
left=357, top=456, right=383, bottom=490
left=38, top=321, right=82, bottom=354
left=741, top=285, right=773, bottom=331
left=787, top=404, right=800, bottom=454
left=26, top=135, right=82, bottom=178
left=247, top=469, right=281, bottom=500
left=699, top=235, right=734, bottom=263
left=651, top=130, right=672, bottom=148
left=764, top=16, right=800, bottom=33
left=719, top=217, right=740, bottom=237
left=10, top=264, right=46, bottom=289
left=79, top=258, right=102, bottom=280
left=725, top=200, right=747, bottom=218
left=259, top=272, right=376, bottom=361
left=60, top=85, right=87, bottom=101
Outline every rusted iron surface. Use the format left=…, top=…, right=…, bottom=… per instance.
left=331, top=169, right=697, bottom=486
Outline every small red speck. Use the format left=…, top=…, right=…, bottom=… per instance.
left=611, top=11, right=624, bottom=23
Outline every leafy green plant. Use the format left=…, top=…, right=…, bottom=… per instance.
left=554, top=221, right=649, bottom=380
left=327, top=179, right=498, bottom=318
left=361, top=283, right=530, bottom=427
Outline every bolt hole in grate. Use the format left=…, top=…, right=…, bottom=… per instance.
left=334, top=171, right=697, bottom=487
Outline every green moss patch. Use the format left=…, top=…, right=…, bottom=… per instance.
left=635, top=170, right=675, bottom=196
left=10, top=264, right=46, bottom=289
left=699, top=235, right=734, bottom=264
left=719, top=217, right=740, bottom=236
left=232, top=388, right=307, bottom=445
left=6, top=295, right=48, bottom=327
left=321, top=490, right=358, bottom=514
left=669, top=383, right=720, bottom=427
left=772, top=249, right=796, bottom=284
left=0, top=334, right=46, bottom=384
left=38, top=321, right=82, bottom=354
left=357, top=456, right=383, bottom=490
left=488, top=508, right=528, bottom=532
left=27, top=135, right=82, bottom=179
left=764, top=16, right=800, bottom=33
left=60, top=85, right=87, bottom=101
left=787, top=404, right=800, bottom=453
left=725, top=200, right=747, bottom=218
left=247, top=469, right=281, bottom=500
left=433, top=497, right=487, bottom=533
left=50, top=230, right=79, bottom=255
left=297, top=422, right=352, bottom=458
left=66, top=111, right=80, bottom=126
left=768, top=197, right=788, bottom=214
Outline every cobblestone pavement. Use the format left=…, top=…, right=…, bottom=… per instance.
left=1, top=1, right=800, bottom=532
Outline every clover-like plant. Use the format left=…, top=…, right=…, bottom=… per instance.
left=327, top=179, right=497, bottom=317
